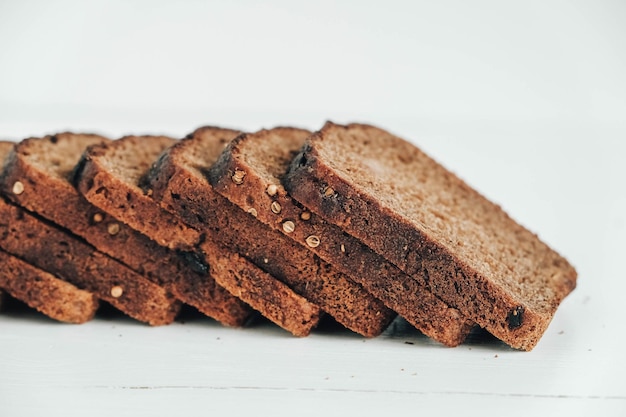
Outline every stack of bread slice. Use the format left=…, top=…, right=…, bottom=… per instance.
left=0, top=123, right=576, bottom=350
left=0, top=138, right=181, bottom=325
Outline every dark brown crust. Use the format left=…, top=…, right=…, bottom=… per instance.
left=147, top=129, right=395, bottom=337
left=284, top=122, right=577, bottom=350
left=0, top=197, right=181, bottom=325
left=74, top=137, right=201, bottom=251
left=0, top=248, right=99, bottom=323
left=0, top=134, right=251, bottom=327
left=75, top=134, right=320, bottom=336
left=207, top=128, right=475, bottom=346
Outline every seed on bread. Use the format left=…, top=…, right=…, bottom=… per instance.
left=282, top=220, right=295, bottom=233
left=266, top=184, right=278, bottom=196
left=271, top=201, right=282, bottom=214
left=306, top=235, right=321, bottom=248
left=107, top=223, right=120, bottom=235
left=300, top=211, right=311, bottom=221
left=231, top=169, right=246, bottom=184
left=12, top=181, right=24, bottom=195
left=247, top=207, right=258, bottom=217
left=92, top=213, right=104, bottom=223
left=110, top=285, right=124, bottom=298
left=323, top=186, right=335, bottom=197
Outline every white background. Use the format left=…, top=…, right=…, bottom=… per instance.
left=0, top=1, right=625, bottom=416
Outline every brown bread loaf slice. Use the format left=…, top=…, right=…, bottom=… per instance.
left=74, top=136, right=201, bottom=251
left=0, top=134, right=251, bottom=327
left=284, top=122, right=577, bottom=350
left=0, top=196, right=181, bottom=325
left=0, top=248, right=99, bottom=323
left=146, top=127, right=396, bottom=337
left=0, top=140, right=99, bottom=324
left=198, top=240, right=321, bottom=336
left=74, top=135, right=321, bottom=336
left=207, top=127, right=475, bottom=346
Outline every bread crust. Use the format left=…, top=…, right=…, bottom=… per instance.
left=147, top=127, right=395, bottom=338
left=284, top=122, right=577, bottom=350
left=1, top=134, right=251, bottom=327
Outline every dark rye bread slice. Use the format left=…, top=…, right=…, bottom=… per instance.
left=284, top=122, right=577, bottom=350
left=0, top=196, right=181, bottom=325
left=0, top=141, right=99, bottom=324
left=146, top=127, right=396, bottom=337
left=198, top=239, right=321, bottom=337
left=74, top=135, right=321, bottom=336
left=0, top=248, right=99, bottom=323
left=208, top=127, right=475, bottom=346
left=0, top=134, right=251, bottom=327
left=75, top=136, right=201, bottom=251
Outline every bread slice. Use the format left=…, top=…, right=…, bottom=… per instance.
left=0, top=134, right=251, bottom=327
left=74, top=135, right=321, bottom=336
left=146, top=127, right=397, bottom=337
left=284, top=122, right=577, bottom=350
left=207, top=127, right=476, bottom=346
left=0, top=141, right=100, bottom=324
left=198, top=240, right=321, bottom=337
left=0, top=248, right=99, bottom=323
left=74, top=136, right=201, bottom=251
left=0, top=195, right=181, bottom=325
